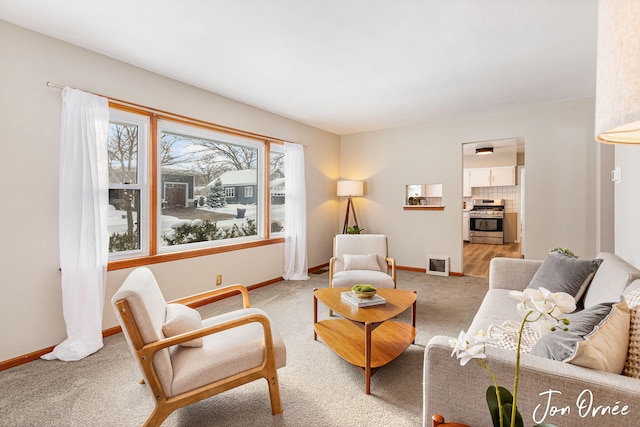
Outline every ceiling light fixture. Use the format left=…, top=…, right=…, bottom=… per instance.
left=595, top=0, right=640, bottom=144
left=476, top=147, right=493, bottom=155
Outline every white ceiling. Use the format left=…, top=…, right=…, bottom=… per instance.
left=0, top=0, right=598, bottom=135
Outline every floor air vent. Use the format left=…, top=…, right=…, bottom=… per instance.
left=426, top=256, right=450, bottom=276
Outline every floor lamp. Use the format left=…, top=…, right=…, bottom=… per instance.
left=337, top=180, right=364, bottom=234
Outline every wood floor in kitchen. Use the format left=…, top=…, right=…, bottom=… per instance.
left=463, top=242, right=522, bottom=278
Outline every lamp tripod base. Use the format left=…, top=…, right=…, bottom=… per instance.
left=342, top=196, right=359, bottom=234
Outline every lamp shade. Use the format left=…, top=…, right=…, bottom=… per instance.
left=595, top=0, right=640, bottom=144
left=337, top=180, right=363, bottom=197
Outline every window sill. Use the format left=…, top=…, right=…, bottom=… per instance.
left=402, top=205, right=445, bottom=211
left=108, top=237, right=285, bottom=271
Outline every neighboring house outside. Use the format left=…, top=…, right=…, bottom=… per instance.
left=270, top=177, right=285, bottom=205
left=206, top=168, right=285, bottom=205
left=161, top=166, right=195, bottom=208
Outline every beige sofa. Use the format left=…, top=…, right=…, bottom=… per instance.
left=424, top=253, right=640, bottom=427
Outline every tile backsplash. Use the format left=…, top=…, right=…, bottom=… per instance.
left=464, top=185, right=520, bottom=213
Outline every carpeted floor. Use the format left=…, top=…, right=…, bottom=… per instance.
left=0, top=270, right=488, bottom=427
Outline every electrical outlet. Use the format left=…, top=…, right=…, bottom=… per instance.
left=216, top=274, right=222, bottom=286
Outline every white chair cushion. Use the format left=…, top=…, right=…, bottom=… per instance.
left=333, top=234, right=389, bottom=272
left=169, top=307, right=287, bottom=397
left=162, top=304, right=203, bottom=348
left=343, top=254, right=381, bottom=271
left=331, top=270, right=395, bottom=289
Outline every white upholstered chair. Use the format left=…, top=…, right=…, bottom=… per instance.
left=112, top=267, right=286, bottom=427
left=329, top=234, right=397, bottom=289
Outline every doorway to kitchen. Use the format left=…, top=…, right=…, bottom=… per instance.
left=462, top=137, right=525, bottom=277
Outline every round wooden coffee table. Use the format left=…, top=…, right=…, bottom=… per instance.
left=313, top=287, right=417, bottom=394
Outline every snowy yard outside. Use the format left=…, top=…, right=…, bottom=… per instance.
left=108, top=203, right=285, bottom=242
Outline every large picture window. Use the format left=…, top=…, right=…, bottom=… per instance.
left=158, top=120, right=261, bottom=249
left=107, top=107, right=284, bottom=267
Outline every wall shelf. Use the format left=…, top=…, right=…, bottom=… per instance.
left=403, top=205, right=445, bottom=211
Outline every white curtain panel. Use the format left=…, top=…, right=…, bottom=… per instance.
left=42, top=87, right=110, bottom=361
left=282, top=142, right=309, bottom=280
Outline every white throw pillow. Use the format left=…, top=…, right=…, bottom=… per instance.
left=343, top=254, right=381, bottom=272
left=623, top=282, right=640, bottom=378
left=162, top=303, right=203, bottom=348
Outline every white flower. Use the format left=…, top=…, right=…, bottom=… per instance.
left=449, top=330, right=488, bottom=366
left=539, top=287, right=576, bottom=314
left=508, top=287, right=575, bottom=335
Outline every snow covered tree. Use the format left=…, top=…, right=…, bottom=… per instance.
left=207, top=178, right=226, bottom=208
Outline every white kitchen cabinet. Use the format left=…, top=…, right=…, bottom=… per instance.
left=469, top=166, right=515, bottom=187
left=469, top=168, right=491, bottom=187
left=490, top=166, right=516, bottom=186
left=424, top=183, right=443, bottom=197
left=463, top=169, right=472, bottom=197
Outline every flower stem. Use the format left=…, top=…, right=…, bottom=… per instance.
left=512, top=311, right=533, bottom=427
left=479, top=360, right=504, bottom=427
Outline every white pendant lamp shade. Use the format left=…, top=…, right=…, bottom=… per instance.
left=595, top=0, right=640, bottom=144
left=337, top=180, right=363, bottom=197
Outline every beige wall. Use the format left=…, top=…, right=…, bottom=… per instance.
left=340, top=98, right=599, bottom=273
left=615, top=144, right=640, bottom=267
left=0, top=21, right=340, bottom=362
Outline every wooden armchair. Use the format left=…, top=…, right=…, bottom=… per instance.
left=112, top=267, right=286, bottom=426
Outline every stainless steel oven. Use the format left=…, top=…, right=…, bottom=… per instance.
left=469, top=198, right=504, bottom=245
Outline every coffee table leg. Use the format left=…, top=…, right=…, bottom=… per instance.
left=411, top=291, right=417, bottom=344
left=313, top=289, right=318, bottom=341
left=365, top=322, right=372, bottom=394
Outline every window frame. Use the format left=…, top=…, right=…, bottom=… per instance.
left=107, top=109, right=150, bottom=261
left=269, top=143, right=286, bottom=237
left=107, top=105, right=284, bottom=271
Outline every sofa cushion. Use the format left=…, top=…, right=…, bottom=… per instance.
left=530, top=299, right=630, bottom=374
left=583, top=252, right=640, bottom=308
left=162, top=303, right=203, bottom=348
left=468, top=289, right=520, bottom=335
left=623, top=281, right=640, bottom=378
left=526, top=252, right=602, bottom=306
left=343, top=253, right=381, bottom=271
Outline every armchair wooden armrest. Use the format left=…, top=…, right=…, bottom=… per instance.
left=386, top=256, right=396, bottom=281
left=329, top=257, right=337, bottom=287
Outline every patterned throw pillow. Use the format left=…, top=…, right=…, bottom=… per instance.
left=623, top=283, right=640, bottom=378
left=487, top=320, right=543, bottom=354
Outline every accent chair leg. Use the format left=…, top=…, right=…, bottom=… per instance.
left=266, top=374, right=283, bottom=415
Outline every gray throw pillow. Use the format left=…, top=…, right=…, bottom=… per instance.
left=527, top=252, right=602, bottom=304
left=530, top=299, right=630, bottom=374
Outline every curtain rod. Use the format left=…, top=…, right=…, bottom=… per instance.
left=46, top=81, right=306, bottom=147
